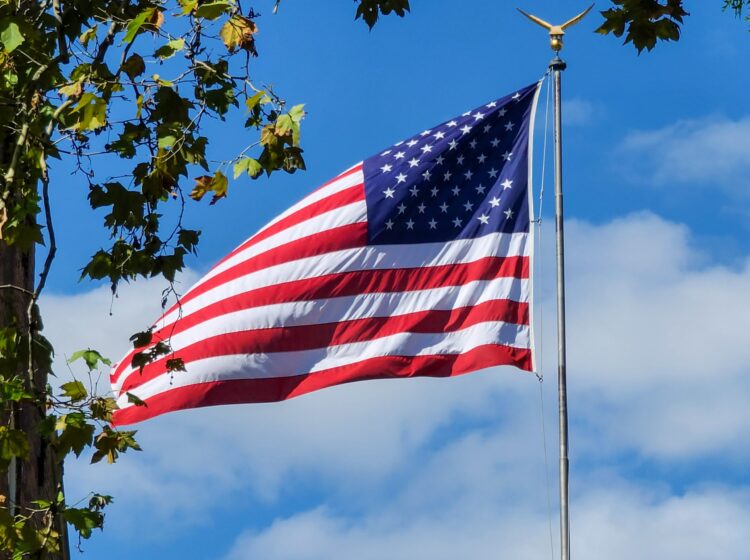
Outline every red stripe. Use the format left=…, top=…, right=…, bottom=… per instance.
left=213, top=183, right=364, bottom=270
left=112, top=344, right=533, bottom=426
left=119, top=298, right=529, bottom=394
left=112, top=255, right=529, bottom=384
left=111, top=221, right=368, bottom=383
left=177, top=221, right=368, bottom=308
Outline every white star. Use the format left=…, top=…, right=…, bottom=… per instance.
left=385, top=219, right=394, bottom=230
left=395, top=141, right=404, bottom=146
left=483, top=124, right=491, bottom=133
left=501, top=178, right=513, bottom=190
left=502, top=151, right=512, bottom=162
left=486, top=101, right=497, bottom=108
left=489, top=196, right=501, bottom=207
left=512, top=92, right=521, bottom=100
left=504, top=208, right=514, bottom=220
left=420, top=144, right=433, bottom=154
left=408, top=157, right=420, bottom=168
left=421, top=129, right=431, bottom=136
left=505, top=121, right=515, bottom=132
left=462, top=110, right=471, bottom=117
left=473, top=112, right=484, bottom=121
left=444, top=171, right=452, bottom=181
left=383, top=187, right=395, bottom=198
left=435, top=155, right=445, bottom=165
left=469, top=139, right=478, bottom=149
left=452, top=185, right=461, bottom=196
left=477, top=153, right=487, bottom=163
left=460, top=125, right=472, bottom=135
left=422, top=169, right=432, bottom=181
left=464, top=200, right=474, bottom=211
left=433, top=131, right=446, bottom=140
left=381, top=149, right=391, bottom=156
left=439, top=202, right=449, bottom=213
left=457, top=155, right=465, bottom=165
left=453, top=217, right=463, bottom=227
left=475, top=184, right=486, bottom=194
left=394, top=151, right=405, bottom=159
left=447, top=120, right=458, bottom=127
left=464, top=170, right=473, bottom=180
left=491, top=138, right=500, bottom=148
left=498, top=108, right=507, bottom=117
left=397, top=203, right=407, bottom=214
left=430, top=186, right=439, bottom=197
left=477, top=213, right=489, bottom=224
left=448, top=140, right=458, bottom=150
left=417, top=202, right=426, bottom=213
left=406, top=139, right=418, bottom=147
left=380, top=163, right=392, bottom=173
left=428, top=218, right=438, bottom=229
left=396, top=172, right=407, bottom=183
left=406, top=219, right=415, bottom=230
left=410, top=185, right=419, bottom=197
left=488, top=168, right=499, bottom=178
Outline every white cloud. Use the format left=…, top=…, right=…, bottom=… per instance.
left=619, top=116, right=750, bottom=191
left=41, top=212, right=750, bottom=554
left=561, top=98, right=601, bottom=127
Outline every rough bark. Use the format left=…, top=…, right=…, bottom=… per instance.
left=0, top=220, right=67, bottom=558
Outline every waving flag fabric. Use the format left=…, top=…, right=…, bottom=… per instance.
left=111, top=82, right=541, bottom=425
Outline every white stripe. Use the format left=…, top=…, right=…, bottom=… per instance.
left=158, top=231, right=531, bottom=329
left=112, top=276, right=529, bottom=391
left=193, top=198, right=367, bottom=289
left=210, top=167, right=364, bottom=270
left=116, top=320, right=530, bottom=408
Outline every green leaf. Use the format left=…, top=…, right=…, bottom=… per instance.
left=233, top=157, right=263, bottom=179
left=63, top=507, right=103, bottom=539
left=70, top=92, right=107, bottom=131
left=126, top=393, right=148, bottom=407
left=196, top=1, right=233, bottom=20
left=60, top=381, right=88, bottom=402
left=0, top=426, right=29, bottom=469
left=288, top=103, right=306, bottom=123
left=155, top=38, right=185, bottom=60
left=245, top=91, right=268, bottom=112
left=79, top=24, right=98, bottom=47
left=190, top=171, right=229, bottom=203
left=0, top=18, right=25, bottom=53
left=91, top=428, right=141, bottom=465
left=56, top=413, right=95, bottom=457
left=68, top=348, right=111, bottom=371
left=122, top=54, right=146, bottom=80
left=123, top=9, right=152, bottom=44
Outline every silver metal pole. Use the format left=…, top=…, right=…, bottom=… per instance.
left=550, top=54, right=570, bottom=560
left=516, top=10, right=591, bottom=560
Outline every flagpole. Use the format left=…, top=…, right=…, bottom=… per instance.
left=517, top=6, right=593, bottom=560
left=550, top=52, right=571, bottom=560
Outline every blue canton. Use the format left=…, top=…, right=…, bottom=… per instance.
left=363, top=83, right=538, bottom=245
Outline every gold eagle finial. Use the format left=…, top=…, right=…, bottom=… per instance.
left=517, top=4, right=594, bottom=52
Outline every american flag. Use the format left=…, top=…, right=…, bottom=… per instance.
left=111, top=82, right=541, bottom=425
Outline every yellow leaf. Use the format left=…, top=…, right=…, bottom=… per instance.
left=220, top=16, right=258, bottom=55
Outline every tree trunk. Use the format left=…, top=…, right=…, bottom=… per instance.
left=0, top=237, right=68, bottom=557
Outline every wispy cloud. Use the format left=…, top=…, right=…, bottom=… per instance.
left=619, top=116, right=750, bottom=192
left=47, top=213, right=750, bottom=557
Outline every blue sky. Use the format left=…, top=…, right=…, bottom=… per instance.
left=39, top=2, right=750, bottom=558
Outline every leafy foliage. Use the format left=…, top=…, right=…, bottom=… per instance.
left=597, top=1, right=750, bottom=52
left=0, top=1, right=408, bottom=556
left=355, top=0, right=411, bottom=29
